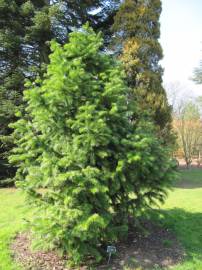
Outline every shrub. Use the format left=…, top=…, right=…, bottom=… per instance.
left=10, top=25, right=175, bottom=265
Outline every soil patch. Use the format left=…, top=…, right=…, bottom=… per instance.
left=98, top=221, right=185, bottom=270
left=11, top=221, right=185, bottom=270
left=11, top=233, right=68, bottom=270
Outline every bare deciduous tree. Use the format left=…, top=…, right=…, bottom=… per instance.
left=173, top=101, right=202, bottom=167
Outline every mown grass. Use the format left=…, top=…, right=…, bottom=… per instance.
left=174, top=168, right=202, bottom=189
left=0, top=168, right=202, bottom=270
left=0, top=189, right=26, bottom=270
left=145, top=168, right=202, bottom=270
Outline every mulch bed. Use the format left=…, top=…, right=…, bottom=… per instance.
left=11, top=233, right=68, bottom=270
left=98, top=221, right=185, bottom=270
left=11, top=221, right=185, bottom=270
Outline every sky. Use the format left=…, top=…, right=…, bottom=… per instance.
left=160, top=0, right=202, bottom=97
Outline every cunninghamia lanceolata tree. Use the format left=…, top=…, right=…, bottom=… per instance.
left=10, top=25, right=175, bottom=265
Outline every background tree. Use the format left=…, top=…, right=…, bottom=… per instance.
left=164, top=81, right=196, bottom=117
left=0, top=0, right=120, bottom=186
left=193, top=60, right=202, bottom=84
left=112, top=0, right=172, bottom=144
left=0, top=0, right=27, bottom=185
left=10, top=26, right=175, bottom=265
left=173, top=101, right=202, bottom=167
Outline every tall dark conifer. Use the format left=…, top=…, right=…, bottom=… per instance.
left=112, top=0, right=173, bottom=143
left=0, top=0, right=26, bottom=184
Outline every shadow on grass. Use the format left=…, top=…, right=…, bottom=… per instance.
left=149, top=208, right=202, bottom=263
left=172, top=181, right=202, bottom=189
left=98, top=208, right=202, bottom=270
left=99, top=210, right=188, bottom=270
left=172, top=168, right=202, bottom=189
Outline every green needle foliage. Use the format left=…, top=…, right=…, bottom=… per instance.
left=112, top=0, right=173, bottom=144
left=10, top=25, right=175, bottom=265
left=0, top=0, right=120, bottom=186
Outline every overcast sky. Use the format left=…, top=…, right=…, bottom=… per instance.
left=160, top=0, right=202, bottom=97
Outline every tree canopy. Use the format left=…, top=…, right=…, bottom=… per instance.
left=0, top=0, right=120, bottom=185
left=112, top=0, right=173, bottom=143
left=193, top=61, right=202, bottom=85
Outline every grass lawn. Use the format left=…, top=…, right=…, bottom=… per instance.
left=123, top=168, right=202, bottom=270
left=151, top=168, right=202, bottom=270
left=0, top=189, right=26, bottom=270
left=0, top=168, right=202, bottom=270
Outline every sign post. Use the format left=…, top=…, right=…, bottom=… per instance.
left=107, top=245, right=116, bottom=264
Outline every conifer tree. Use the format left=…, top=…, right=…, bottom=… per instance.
left=0, top=0, right=119, bottom=185
left=112, top=0, right=173, bottom=143
left=0, top=0, right=26, bottom=184
left=10, top=26, right=175, bottom=265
